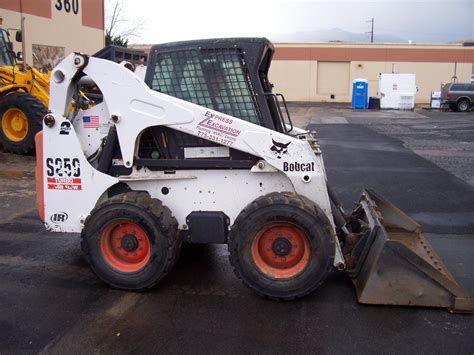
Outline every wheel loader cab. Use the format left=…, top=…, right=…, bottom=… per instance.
left=0, top=29, right=15, bottom=67
left=0, top=27, right=50, bottom=155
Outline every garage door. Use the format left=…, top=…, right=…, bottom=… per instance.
left=317, top=62, right=350, bottom=95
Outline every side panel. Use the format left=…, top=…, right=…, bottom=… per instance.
left=72, top=102, right=110, bottom=156
left=42, top=117, right=117, bottom=232
left=124, top=170, right=294, bottom=228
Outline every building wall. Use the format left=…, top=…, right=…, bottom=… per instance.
left=0, top=0, right=104, bottom=68
left=270, top=43, right=474, bottom=104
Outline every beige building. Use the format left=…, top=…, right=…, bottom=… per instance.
left=270, top=43, right=474, bottom=104
left=0, top=0, right=104, bottom=69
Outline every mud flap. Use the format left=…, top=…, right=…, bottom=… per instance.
left=345, top=190, right=474, bottom=313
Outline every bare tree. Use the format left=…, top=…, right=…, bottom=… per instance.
left=105, top=0, right=146, bottom=46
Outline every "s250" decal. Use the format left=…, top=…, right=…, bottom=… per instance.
left=45, top=158, right=82, bottom=191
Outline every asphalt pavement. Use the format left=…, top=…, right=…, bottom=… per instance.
left=0, top=105, right=473, bottom=354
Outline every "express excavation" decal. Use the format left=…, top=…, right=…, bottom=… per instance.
left=196, top=111, right=241, bottom=146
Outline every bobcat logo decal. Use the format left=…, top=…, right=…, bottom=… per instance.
left=270, top=139, right=291, bottom=159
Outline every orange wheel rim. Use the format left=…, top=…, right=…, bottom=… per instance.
left=100, top=220, right=151, bottom=273
left=251, top=223, right=310, bottom=279
left=2, top=108, right=28, bottom=142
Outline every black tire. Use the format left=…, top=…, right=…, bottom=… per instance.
left=0, top=92, right=47, bottom=154
left=457, top=99, right=470, bottom=112
left=81, top=192, right=181, bottom=291
left=228, top=192, right=335, bottom=300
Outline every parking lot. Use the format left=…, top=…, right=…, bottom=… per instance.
left=1, top=105, right=473, bottom=353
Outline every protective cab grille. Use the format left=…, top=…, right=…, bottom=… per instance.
left=139, top=47, right=263, bottom=159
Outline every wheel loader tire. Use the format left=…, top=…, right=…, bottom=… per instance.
left=81, top=191, right=181, bottom=291
left=0, top=92, right=47, bottom=155
left=228, top=192, right=335, bottom=300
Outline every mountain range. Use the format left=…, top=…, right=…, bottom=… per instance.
left=270, top=28, right=407, bottom=43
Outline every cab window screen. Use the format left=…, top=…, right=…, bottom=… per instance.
left=151, top=48, right=262, bottom=125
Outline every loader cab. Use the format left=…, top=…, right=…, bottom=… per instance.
left=131, top=38, right=292, bottom=172
left=144, top=38, right=287, bottom=132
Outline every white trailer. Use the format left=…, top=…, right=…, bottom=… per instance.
left=379, top=73, right=417, bottom=110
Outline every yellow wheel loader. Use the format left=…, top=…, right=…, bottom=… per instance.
left=0, top=28, right=49, bottom=154
left=37, top=38, right=473, bottom=313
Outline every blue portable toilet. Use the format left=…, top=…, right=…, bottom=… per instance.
left=352, top=78, right=369, bottom=109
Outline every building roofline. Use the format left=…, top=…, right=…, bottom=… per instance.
left=273, top=42, right=472, bottom=48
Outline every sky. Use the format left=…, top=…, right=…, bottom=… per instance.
left=106, top=0, right=474, bottom=44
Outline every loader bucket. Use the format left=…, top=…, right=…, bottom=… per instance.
left=344, top=190, right=474, bottom=313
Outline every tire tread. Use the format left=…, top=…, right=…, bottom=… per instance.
left=0, top=92, right=47, bottom=155
left=228, top=192, right=335, bottom=301
left=81, top=191, right=181, bottom=291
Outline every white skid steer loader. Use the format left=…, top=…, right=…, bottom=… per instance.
left=36, top=38, right=473, bottom=312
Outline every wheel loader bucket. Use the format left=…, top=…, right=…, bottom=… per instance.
left=345, top=190, right=473, bottom=313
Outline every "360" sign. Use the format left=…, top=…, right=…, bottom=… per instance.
left=55, top=0, right=79, bottom=15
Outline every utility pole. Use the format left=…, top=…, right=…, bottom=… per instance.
left=366, top=18, right=374, bottom=43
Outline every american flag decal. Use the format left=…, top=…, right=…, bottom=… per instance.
left=82, top=115, right=99, bottom=128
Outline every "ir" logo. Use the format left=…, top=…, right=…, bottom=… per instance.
left=51, top=212, right=68, bottom=223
